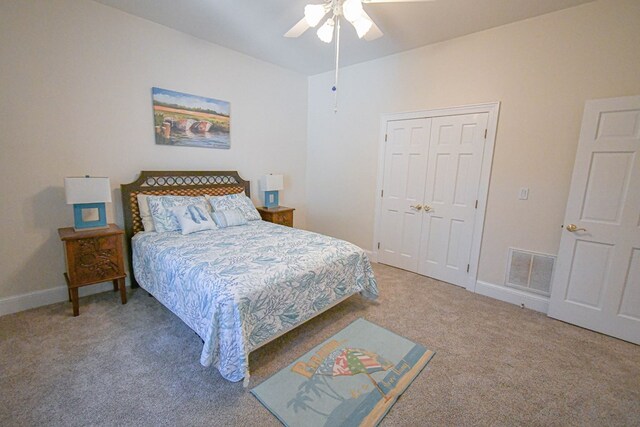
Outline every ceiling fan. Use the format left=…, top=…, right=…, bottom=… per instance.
left=284, top=0, right=434, bottom=111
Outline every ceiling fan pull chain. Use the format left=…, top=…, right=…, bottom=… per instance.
left=333, top=17, right=341, bottom=113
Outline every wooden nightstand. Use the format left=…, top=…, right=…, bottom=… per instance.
left=58, top=224, right=127, bottom=316
left=257, top=206, right=295, bottom=227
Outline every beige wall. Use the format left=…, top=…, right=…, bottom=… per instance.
left=2, top=0, right=639, bottom=306
left=0, top=0, right=308, bottom=299
left=306, top=0, right=640, bottom=286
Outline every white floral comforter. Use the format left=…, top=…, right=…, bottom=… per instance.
left=132, top=221, right=378, bottom=382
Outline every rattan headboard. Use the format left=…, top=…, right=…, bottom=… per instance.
left=120, top=170, right=250, bottom=287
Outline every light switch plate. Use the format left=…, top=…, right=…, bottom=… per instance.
left=519, top=187, right=529, bottom=200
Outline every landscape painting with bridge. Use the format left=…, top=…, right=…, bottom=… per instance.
left=152, top=87, right=230, bottom=149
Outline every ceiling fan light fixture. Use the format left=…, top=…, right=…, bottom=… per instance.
left=352, top=14, right=373, bottom=38
left=342, top=0, right=364, bottom=23
left=304, top=4, right=327, bottom=27
left=317, top=17, right=335, bottom=43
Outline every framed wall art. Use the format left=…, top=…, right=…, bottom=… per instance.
left=152, top=87, right=230, bottom=149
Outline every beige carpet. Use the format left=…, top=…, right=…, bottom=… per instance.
left=1, top=264, right=638, bottom=426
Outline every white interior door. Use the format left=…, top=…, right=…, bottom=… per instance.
left=379, top=118, right=431, bottom=271
left=418, top=113, right=489, bottom=287
left=548, top=96, right=640, bottom=344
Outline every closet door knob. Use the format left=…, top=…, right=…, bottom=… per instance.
left=410, top=204, right=423, bottom=210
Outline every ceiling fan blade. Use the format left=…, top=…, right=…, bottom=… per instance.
left=362, top=12, right=383, bottom=41
left=284, top=17, right=311, bottom=38
left=363, top=0, right=435, bottom=3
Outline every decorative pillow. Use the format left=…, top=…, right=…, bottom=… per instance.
left=170, top=204, right=217, bottom=235
left=211, top=208, right=248, bottom=228
left=207, top=192, right=261, bottom=221
left=147, top=195, right=208, bottom=232
left=136, top=194, right=156, bottom=232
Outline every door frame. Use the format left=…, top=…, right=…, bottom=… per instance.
left=372, top=102, right=500, bottom=291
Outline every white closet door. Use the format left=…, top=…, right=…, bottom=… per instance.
left=548, top=96, right=640, bottom=344
left=379, top=118, right=431, bottom=271
left=418, top=113, right=488, bottom=286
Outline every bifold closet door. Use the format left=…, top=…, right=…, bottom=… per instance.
left=417, top=113, right=488, bottom=286
left=378, top=118, right=431, bottom=271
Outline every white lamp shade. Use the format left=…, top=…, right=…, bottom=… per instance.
left=317, top=18, right=335, bottom=43
left=342, top=0, right=364, bottom=23
left=260, top=174, right=284, bottom=191
left=64, top=177, right=112, bottom=204
left=304, top=4, right=327, bottom=27
left=352, top=15, right=373, bottom=38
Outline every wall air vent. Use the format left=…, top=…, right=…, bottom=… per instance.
left=505, top=248, right=556, bottom=296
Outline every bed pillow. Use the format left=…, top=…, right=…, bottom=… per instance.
left=207, top=192, right=261, bottom=221
left=211, top=208, right=248, bottom=228
left=147, top=195, right=208, bottom=232
left=170, top=204, right=217, bottom=235
left=136, top=194, right=156, bottom=232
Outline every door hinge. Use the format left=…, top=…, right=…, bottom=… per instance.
left=381, top=189, right=384, bottom=197
left=475, top=200, right=478, bottom=209
left=377, top=242, right=380, bottom=249
left=385, top=134, right=388, bottom=142
left=484, top=129, right=488, bottom=139
left=467, top=264, right=470, bottom=273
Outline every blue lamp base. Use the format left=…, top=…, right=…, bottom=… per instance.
left=264, top=191, right=280, bottom=208
left=73, top=202, right=108, bottom=231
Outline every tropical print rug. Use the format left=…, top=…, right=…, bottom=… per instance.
left=251, top=318, right=434, bottom=427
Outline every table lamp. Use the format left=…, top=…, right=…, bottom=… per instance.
left=64, top=176, right=111, bottom=231
left=260, top=174, right=284, bottom=208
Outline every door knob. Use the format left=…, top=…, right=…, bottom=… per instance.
left=423, top=205, right=433, bottom=212
left=566, top=224, right=587, bottom=232
left=410, top=204, right=423, bottom=210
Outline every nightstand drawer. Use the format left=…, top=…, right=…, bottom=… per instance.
left=273, top=212, right=293, bottom=227
left=64, top=233, right=125, bottom=285
left=59, top=224, right=127, bottom=316
left=257, top=206, right=295, bottom=227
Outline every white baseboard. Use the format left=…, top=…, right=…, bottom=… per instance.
left=0, top=281, right=130, bottom=317
left=475, top=280, right=549, bottom=313
left=364, top=249, right=377, bottom=263
left=366, top=257, right=548, bottom=313
left=1, top=274, right=547, bottom=317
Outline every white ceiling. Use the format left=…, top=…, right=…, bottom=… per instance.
left=92, top=0, right=594, bottom=75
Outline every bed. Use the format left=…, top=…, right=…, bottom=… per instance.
left=121, top=171, right=378, bottom=384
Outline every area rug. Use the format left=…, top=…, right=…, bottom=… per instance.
left=251, top=318, right=435, bottom=427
